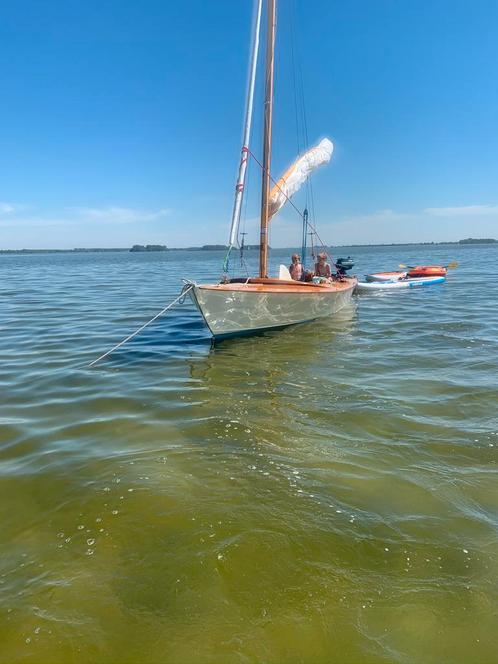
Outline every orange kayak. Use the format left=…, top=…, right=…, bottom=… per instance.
left=366, top=265, right=448, bottom=282
left=407, top=265, right=447, bottom=278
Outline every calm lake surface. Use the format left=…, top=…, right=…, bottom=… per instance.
left=1, top=245, right=497, bottom=663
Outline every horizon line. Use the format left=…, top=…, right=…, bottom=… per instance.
left=0, top=238, right=496, bottom=254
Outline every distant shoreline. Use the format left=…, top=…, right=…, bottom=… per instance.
left=1, top=238, right=496, bottom=254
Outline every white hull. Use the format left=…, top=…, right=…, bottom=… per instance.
left=189, top=279, right=356, bottom=339
left=356, top=276, right=445, bottom=293
left=365, top=271, right=407, bottom=282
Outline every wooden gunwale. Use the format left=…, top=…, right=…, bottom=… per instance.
left=197, top=277, right=357, bottom=294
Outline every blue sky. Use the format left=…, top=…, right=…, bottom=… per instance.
left=1, top=0, right=497, bottom=249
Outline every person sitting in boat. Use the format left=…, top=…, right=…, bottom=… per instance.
left=289, top=253, right=303, bottom=281
left=314, top=252, right=332, bottom=279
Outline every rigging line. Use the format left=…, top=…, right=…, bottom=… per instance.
left=222, top=246, right=232, bottom=274
left=240, top=146, right=251, bottom=246
left=308, top=172, right=318, bottom=229
left=291, top=0, right=318, bottom=229
left=303, top=214, right=327, bottom=259
left=292, top=0, right=309, bottom=148
left=224, top=146, right=251, bottom=274
left=88, top=286, right=193, bottom=367
left=304, top=216, right=328, bottom=256
left=299, top=85, right=318, bottom=228
left=289, top=0, right=301, bottom=156
left=240, top=250, right=250, bottom=277
left=247, top=149, right=303, bottom=218
left=239, top=186, right=250, bottom=276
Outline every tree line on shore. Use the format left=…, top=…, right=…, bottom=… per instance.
left=1, top=238, right=496, bottom=254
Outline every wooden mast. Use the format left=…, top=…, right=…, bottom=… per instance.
left=259, top=0, right=276, bottom=278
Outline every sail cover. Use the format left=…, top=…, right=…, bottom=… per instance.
left=268, top=138, right=334, bottom=219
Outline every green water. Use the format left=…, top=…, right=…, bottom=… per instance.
left=1, top=246, right=497, bottom=663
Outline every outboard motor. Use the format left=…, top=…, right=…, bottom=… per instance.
left=335, top=256, right=354, bottom=276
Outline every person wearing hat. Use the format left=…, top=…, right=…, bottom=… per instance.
left=289, top=253, right=304, bottom=281
left=314, top=252, right=332, bottom=279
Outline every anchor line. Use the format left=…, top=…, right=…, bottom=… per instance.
left=88, top=284, right=193, bottom=367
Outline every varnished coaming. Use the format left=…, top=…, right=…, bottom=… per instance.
left=199, top=277, right=357, bottom=294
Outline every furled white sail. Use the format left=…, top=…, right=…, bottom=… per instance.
left=268, top=138, right=334, bottom=220
left=228, top=0, right=263, bottom=249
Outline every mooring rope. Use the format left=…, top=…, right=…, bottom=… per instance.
left=88, top=284, right=193, bottom=367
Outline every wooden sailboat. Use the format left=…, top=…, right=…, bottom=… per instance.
left=188, top=0, right=357, bottom=340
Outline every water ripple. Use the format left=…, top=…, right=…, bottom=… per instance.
left=1, top=246, right=497, bottom=663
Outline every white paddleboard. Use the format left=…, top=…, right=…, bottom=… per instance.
left=365, top=271, right=407, bottom=282
left=356, top=276, right=445, bottom=293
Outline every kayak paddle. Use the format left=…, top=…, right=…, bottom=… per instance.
left=398, top=261, right=458, bottom=269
